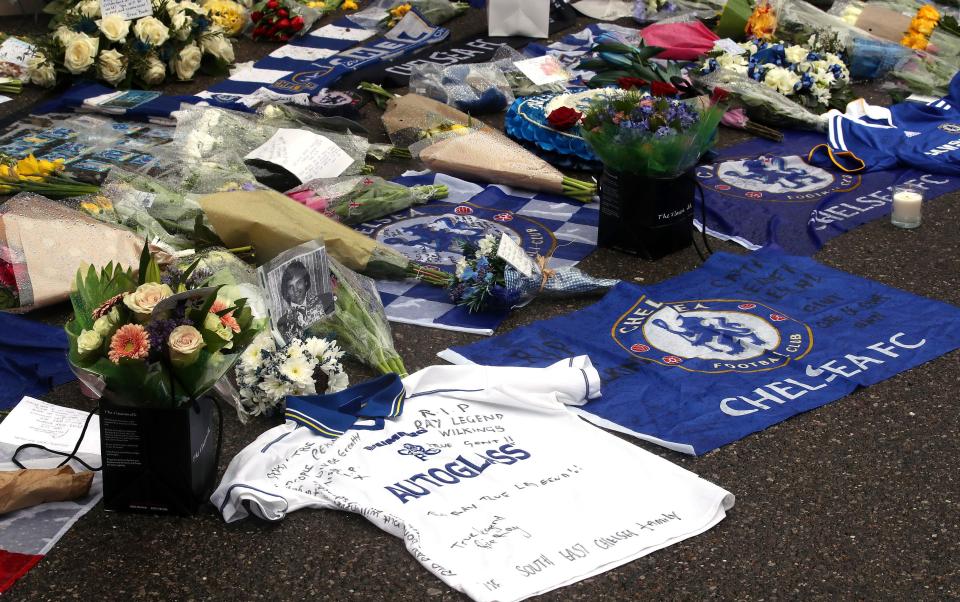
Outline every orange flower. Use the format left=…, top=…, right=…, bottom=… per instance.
left=745, top=2, right=777, bottom=41
left=210, top=299, right=241, bottom=333
left=916, top=5, right=940, bottom=22
left=901, top=32, right=929, bottom=50
left=108, top=324, right=151, bottom=363
left=911, top=17, right=937, bottom=36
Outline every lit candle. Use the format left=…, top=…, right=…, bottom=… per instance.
left=891, top=187, right=923, bottom=228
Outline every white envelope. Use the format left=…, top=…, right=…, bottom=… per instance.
left=488, top=0, right=551, bottom=39
left=572, top=0, right=634, bottom=20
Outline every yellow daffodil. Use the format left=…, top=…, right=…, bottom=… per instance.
left=38, top=158, right=64, bottom=175
left=342, top=0, right=358, bottom=10
left=16, top=155, right=42, bottom=177
left=917, top=5, right=940, bottom=22
left=307, top=0, right=326, bottom=7
left=0, top=164, right=16, bottom=180
left=390, top=3, right=412, bottom=18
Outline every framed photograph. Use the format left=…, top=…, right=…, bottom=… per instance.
left=258, top=239, right=336, bottom=344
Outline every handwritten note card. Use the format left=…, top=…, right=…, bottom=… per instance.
left=0, top=397, right=101, bottom=459
left=245, top=128, right=354, bottom=183
left=513, top=55, right=569, bottom=86
left=99, top=0, right=153, bottom=20
left=0, top=37, right=37, bottom=69
left=497, top=233, right=536, bottom=277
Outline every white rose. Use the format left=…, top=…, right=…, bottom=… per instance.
left=716, top=52, right=747, bottom=70
left=139, top=53, right=166, bottom=85
left=63, top=34, right=98, bottom=75
left=201, top=33, right=234, bottom=63
left=123, top=282, right=173, bottom=318
left=98, top=14, right=131, bottom=42
left=78, top=0, right=101, bottom=18
left=171, top=42, right=202, bottom=80
left=763, top=67, right=801, bottom=96
left=176, top=1, right=204, bottom=14
left=133, top=16, right=170, bottom=46
left=54, top=25, right=79, bottom=47
left=98, top=49, right=127, bottom=85
left=784, top=45, right=808, bottom=65
left=168, top=325, right=206, bottom=367
left=27, top=54, right=57, bottom=88
left=93, top=307, right=120, bottom=337
left=76, top=329, right=103, bottom=356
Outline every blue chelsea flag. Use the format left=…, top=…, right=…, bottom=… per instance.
left=440, top=250, right=960, bottom=455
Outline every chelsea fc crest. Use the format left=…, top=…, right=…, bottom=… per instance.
left=612, top=297, right=813, bottom=373
left=355, top=202, right=556, bottom=268
left=696, top=155, right=861, bottom=203
left=938, top=123, right=960, bottom=134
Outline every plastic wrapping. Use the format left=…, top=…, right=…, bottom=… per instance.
left=89, top=169, right=224, bottom=254
left=698, top=70, right=829, bottom=131
left=633, top=0, right=727, bottom=22
left=409, top=62, right=515, bottom=114
left=884, top=49, right=957, bottom=97
left=491, top=45, right=570, bottom=97
left=306, top=257, right=407, bottom=376
left=0, top=193, right=143, bottom=312
left=285, top=176, right=449, bottom=225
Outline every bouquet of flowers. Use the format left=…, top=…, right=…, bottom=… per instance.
left=249, top=0, right=317, bottom=41
left=698, top=68, right=827, bottom=131
left=580, top=91, right=723, bottom=178
left=380, top=1, right=467, bottom=28
left=234, top=332, right=348, bottom=417
left=699, top=38, right=853, bottom=110
left=369, top=86, right=597, bottom=202
left=632, top=0, right=727, bottom=22
left=306, top=257, right=409, bottom=376
left=578, top=32, right=686, bottom=90
left=447, top=234, right=618, bottom=314
left=204, top=0, right=248, bottom=36
left=30, top=0, right=236, bottom=88
left=286, top=176, right=449, bottom=225
left=66, top=246, right=263, bottom=408
left=0, top=153, right=99, bottom=198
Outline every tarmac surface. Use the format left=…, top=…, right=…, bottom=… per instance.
left=2, top=4, right=959, bottom=601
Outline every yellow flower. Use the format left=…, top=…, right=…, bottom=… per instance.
left=901, top=32, right=929, bottom=49
left=916, top=5, right=940, bottom=22
left=390, top=3, right=411, bottom=18
left=38, top=158, right=64, bottom=174
left=16, top=154, right=42, bottom=177
left=306, top=0, right=326, bottom=7
left=0, top=164, right=16, bottom=180
left=911, top=17, right=937, bottom=36
left=342, top=0, right=358, bottom=10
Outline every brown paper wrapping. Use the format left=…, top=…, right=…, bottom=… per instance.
left=383, top=94, right=566, bottom=195
left=0, top=194, right=144, bottom=312
left=855, top=6, right=912, bottom=41
left=198, top=190, right=382, bottom=269
left=0, top=466, right=94, bottom=515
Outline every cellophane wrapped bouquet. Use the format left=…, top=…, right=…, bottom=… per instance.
left=66, top=246, right=263, bottom=408
left=285, top=176, right=449, bottom=225
left=447, top=234, right=618, bottom=314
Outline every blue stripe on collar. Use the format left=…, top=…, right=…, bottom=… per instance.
left=285, top=374, right=406, bottom=438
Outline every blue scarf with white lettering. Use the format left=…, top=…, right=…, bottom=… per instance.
left=694, top=130, right=960, bottom=255
left=442, top=249, right=960, bottom=455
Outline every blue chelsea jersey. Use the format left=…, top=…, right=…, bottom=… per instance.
left=810, top=72, right=960, bottom=175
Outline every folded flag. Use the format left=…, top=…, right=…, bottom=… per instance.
left=441, top=249, right=960, bottom=455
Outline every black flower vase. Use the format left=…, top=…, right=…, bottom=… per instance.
left=598, top=168, right=695, bottom=260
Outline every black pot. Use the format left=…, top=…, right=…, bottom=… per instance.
left=598, top=169, right=695, bottom=260
left=99, top=396, right=219, bottom=515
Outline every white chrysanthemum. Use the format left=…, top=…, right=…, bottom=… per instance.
left=739, top=41, right=759, bottom=55
left=762, top=67, right=801, bottom=96
left=326, top=370, right=349, bottom=393
left=716, top=52, right=747, bottom=70
left=303, top=336, right=331, bottom=359
left=280, top=355, right=314, bottom=386
left=258, top=374, right=290, bottom=400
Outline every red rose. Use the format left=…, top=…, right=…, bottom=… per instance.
left=546, top=106, right=582, bottom=131
left=617, top=77, right=648, bottom=90
left=250, top=10, right=262, bottom=21
left=710, top=87, right=730, bottom=105
left=0, top=259, right=16, bottom=290
left=277, top=18, right=290, bottom=29
left=277, top=8, right=287, bottom=16
left=291, top=16, right=304, bottom=30
left=266, top=0, right=278, bottom=8
left=651, top=81, right=679, bottom=97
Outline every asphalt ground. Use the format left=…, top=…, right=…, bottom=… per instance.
left=1, top=4, right=959, bottom=601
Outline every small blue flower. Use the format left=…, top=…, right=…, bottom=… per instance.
left=654, top=126, right=674, bottom=138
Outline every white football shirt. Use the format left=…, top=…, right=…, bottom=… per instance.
left=212, top=357, right=734, bottom=602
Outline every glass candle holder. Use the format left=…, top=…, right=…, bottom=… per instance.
left=891, top=184, right=923, bottom=229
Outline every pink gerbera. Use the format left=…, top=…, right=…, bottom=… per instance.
left=210, top=299, right=241, bottom=333
left=108, top=324, right=151, bottom=363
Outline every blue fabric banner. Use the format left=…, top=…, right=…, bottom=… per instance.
left=0, top=313, right=74, bottom=410
left=694, top=131, right=960, bottom=255
left=441, top=249, right=960, bottom=455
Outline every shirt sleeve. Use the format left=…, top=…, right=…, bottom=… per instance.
left=405, top=355, right=601, bottom=410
